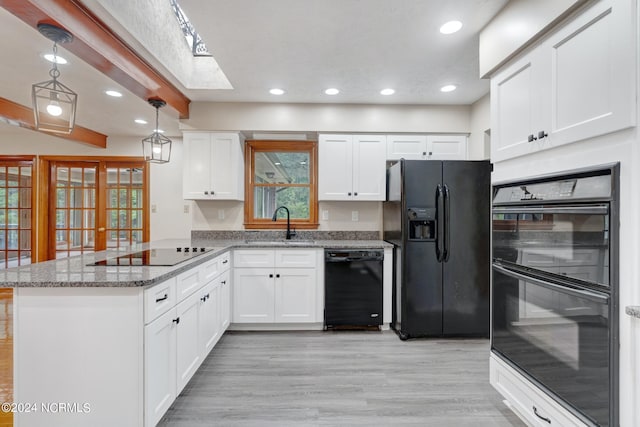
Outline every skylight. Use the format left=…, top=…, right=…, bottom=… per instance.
left=169, top=0, right=211, bottom=57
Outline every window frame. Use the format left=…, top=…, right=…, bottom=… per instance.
left=244, top=140, right=318, bottom=230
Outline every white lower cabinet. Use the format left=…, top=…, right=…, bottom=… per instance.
left=274, top=269, right=317, bottom=322
left=175, top=291, right=202, bottom=393
left=233, top=249, right=321, bottom=324
left=490, top=354, right=589, bottom=426
left=143, top=252, right=231, bottom=427
left=144, top=308, right=177, bottom=427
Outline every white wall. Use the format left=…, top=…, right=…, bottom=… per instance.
left=181, top=102, right=471, bottom=133
left=469, top=94, right=490, bottom=160
left=0, top=126, right=190, bottom=241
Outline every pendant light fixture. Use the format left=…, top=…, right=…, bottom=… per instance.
left=142, top=99, right=172, bottom=163
left=32, top=23, right=77, bottom=134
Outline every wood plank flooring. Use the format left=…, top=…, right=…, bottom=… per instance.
left=159, top=330, right=524, bottom=427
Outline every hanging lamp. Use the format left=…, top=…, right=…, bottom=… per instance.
left=142, top=99, right=172, bottom=163
left=32, top=23, right=77, bottom=134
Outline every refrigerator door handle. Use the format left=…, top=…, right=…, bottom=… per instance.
left=443, top=184, right=451, bottom=262
left=436, top=184, right=444, bottom=262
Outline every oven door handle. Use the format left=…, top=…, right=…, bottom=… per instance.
left=492, top=205, right=609, bottom=215
left=492, top=264, right=610, bottom=303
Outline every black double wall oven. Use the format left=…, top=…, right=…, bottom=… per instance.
left=492, top=164, right=619, bottom=427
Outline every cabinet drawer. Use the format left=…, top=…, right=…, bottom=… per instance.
left=201, top=256, right=220, bottom=283
left=234, top=249, right=275, bottom=268
left=218, top=251, right=231, bottom=271
left=491, top=355, right=588, bottom=427
left=144, top=277, right=177, bottom=324
left=275, top=249, right=317, bottom=268
left=177, top=268, right=203, bottom=301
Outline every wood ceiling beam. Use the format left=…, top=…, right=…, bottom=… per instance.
left=0, top=0, right=191, bottom=119
left=0, top=97, right=107, bottom=148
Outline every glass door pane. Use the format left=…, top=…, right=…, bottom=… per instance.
left=52, top=163, right=97, bottom=259
left=106, top=165, right=145, bottom=249
left=0, top=162, right=33, bottom=268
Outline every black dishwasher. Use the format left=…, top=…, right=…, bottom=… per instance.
left=324, top=249, right=383, bottom=328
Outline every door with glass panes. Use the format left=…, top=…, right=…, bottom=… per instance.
left=50, top=160, right=148, bottom=259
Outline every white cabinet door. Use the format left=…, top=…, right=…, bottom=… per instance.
left=233, top=268, right=275, bottom=323
left=197, top=281, right=220, bottom=358
left=144, top=308, right=176, bottom=427
left=386, top=135, right=427, bottom=160
left=209, top=133, right=244, bottom=200
left=318, top=134, right=353, bottom=200
left=491, top=49, right=546, bottom=162
left=427, top=135, right=467, bottom=160
left=219, top=269, right=231, bottom=330
left=182, top=132, right=244, bottom=200
left=274, top=268, right=316, bottom=323
left=352, top=135, right=387, bottom=201
left=546, top=0, right=636, bottom=146
left=175, top=291, right=202, bottom=393
left=182, top=133, right=213, bottom=199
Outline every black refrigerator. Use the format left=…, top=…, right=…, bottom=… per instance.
left=383, top=159, right=490, bottom=339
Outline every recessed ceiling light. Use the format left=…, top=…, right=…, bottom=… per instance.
left=105, top=90, right=123, bottom=97
left=269, top=88, right=285, bottom=95
left=324, top=88, right=340, bottom=95
left=134, top=119, right=148, bottom=125
left=380, top=88, right=395, bottom=96
left=440, top=20, right=463, bottom=35
left=440, top=84, right=457, bottom=92
left=44, top=54, right=67, bottom=64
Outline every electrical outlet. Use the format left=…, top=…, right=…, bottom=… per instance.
left=183, top=204, right=189, bottom=214
left=218, top=209, right=225, bottom=220
left=322, top=210, right=329, bottom=221
left=351, top=211, right=359, bottom=221
left=151, top=204, right=157, bottom=213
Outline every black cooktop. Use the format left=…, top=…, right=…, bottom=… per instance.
left=92, top=247, right=214, bottom=266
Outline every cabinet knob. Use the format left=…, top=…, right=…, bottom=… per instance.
left=204, top=191, right=209, bottom=195
left=527, top=134, right=538, bottom=142
left=354, top=192, right=358, bottom=196
left=211, top=190, right=215, bottom=195
left=201, top=296, right=207, bottom=302
left=538, top=130, right=548, bottom=139
left=422, top=152, right=427, bottom=156
left=428, top=152, right=432, bottom=156
left=269, top=274, right=274, bottom=278
left=348, top=192, right=352, bottom=196
left=276, top=274, right=280, bottom=278
left=221, top=280, right=226, bottom=284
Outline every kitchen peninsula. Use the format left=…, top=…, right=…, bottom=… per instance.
left=1, top=237, right=392, bottom=427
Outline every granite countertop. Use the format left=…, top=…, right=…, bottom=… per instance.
left=626, top=306, right=640, bottom=319
left=0, top=238, right=392, bottom=288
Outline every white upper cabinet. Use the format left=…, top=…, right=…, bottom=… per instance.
left=427, top=135, right=468, bottom=160
left=491, top=0, right=636, bottom=162
left=386, top=135, right=467, bottom=160
left=318, top=134, right=386, bottom=201
left=182, top=132, right=245, bottom=200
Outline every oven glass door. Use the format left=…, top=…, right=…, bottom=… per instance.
left=492, top=264, right=610, bottom=426
left=493, top=205, right=609, bottom=287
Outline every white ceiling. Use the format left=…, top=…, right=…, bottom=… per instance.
left=0, top=0, right=508, bottom=140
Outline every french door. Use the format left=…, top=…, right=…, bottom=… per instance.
left=48, top=159, right=148, bottom=260
left=0, top=157, right=34, bottom=268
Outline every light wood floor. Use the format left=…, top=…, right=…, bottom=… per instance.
left=159, top=330, right=524, bottom=427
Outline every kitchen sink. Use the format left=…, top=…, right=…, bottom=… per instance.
left=244, top=240, right=315, bottom=246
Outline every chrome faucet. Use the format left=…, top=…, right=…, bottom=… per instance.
left=271, top=206, right=296, bottom=240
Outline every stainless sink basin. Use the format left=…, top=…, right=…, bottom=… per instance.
left=244, top=240, right=315, bottom=246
